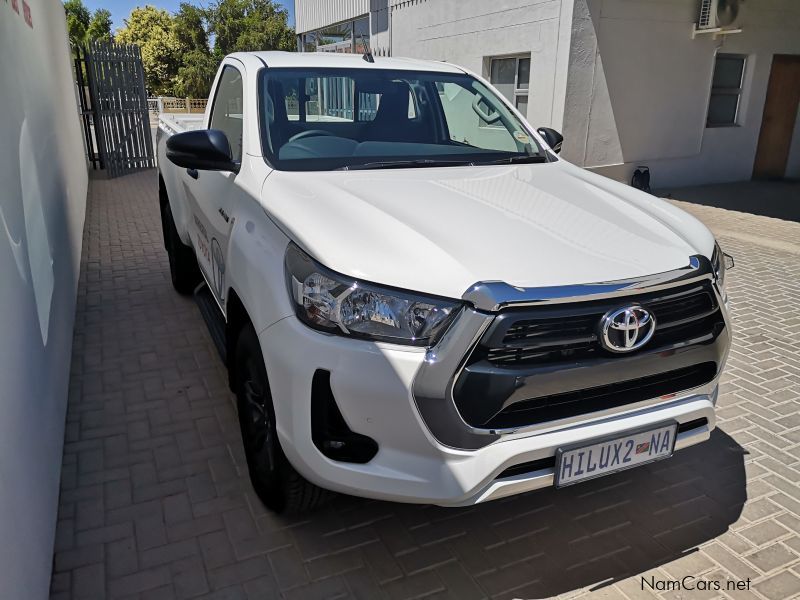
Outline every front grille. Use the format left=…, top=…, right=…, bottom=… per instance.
left=484, top=282, right=718, bottom=366
left=483, top=363, right=717, bottom=430
left=452, top=279, right=726, bottom=430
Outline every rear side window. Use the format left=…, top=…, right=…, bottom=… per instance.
left=210, top=66, right=244, bottom=161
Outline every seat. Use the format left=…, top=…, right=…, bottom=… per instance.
left=364, top=83, right=422, bottom=142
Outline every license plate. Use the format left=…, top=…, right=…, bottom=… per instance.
left=555, top=422, right=677, bottom=487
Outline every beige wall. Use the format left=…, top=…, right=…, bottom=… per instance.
left=563, top=0, right=800, bottom=187
left=0, top=0, right=88, bottom=597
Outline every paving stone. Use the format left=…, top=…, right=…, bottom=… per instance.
left=745, top=542, right=798, bottom=573
left=267, top=547, right=309, bottom=590
left=703, top=542, right=759, bottom=581
left=107, top=566, right=172, bottom=599
left=199, top=531, right=236, bottom=570
left=739, top=521, right=791, bottom=547
left=54, top=543, right=104, bottom=573
left=163, top=493, right=193, bottom=524
left=241, top=574, right=280, bottom=600
left=171, top=555, right=210, bottom=599
left=281, top=575, right=350, bottom=600
left=139, top=539, right=199, bottom=570
left=755, top=570, right=800, bottom=600
left=72, top=563, right=104, bottom=599
left=135, top=514, right=168, bottom=550
left=106, top=537, right=138, bottom=579
left=206, top=557, right=270, bottom=591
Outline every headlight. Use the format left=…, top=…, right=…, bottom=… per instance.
left=711, top=242, right=734, bottom=294
left=285, top=243, right=462, bottom=346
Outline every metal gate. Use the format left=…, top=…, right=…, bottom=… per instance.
left=75, top=41, right=155, bottom=177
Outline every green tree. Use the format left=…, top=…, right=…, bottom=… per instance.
left=207, top=0, right=295, bottom=56
left=172, top=3, right=217, bottom=97
left=64, top=0, right=90, bottom=46
left=174, top=2, right=208, bottom=52
left=116, top=6, right=184, bottom=95
left=174, top=50, right=218, bottom=98
left=86, top=8, right=114, bottom=43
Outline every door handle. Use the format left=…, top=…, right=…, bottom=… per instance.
left=186, top=168, right=198, bottom=180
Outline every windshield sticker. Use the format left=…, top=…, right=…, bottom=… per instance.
left=513, top=131, right=530, bottom=144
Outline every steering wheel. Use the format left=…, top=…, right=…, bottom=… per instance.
left=288, top=130, right=336, bottom=143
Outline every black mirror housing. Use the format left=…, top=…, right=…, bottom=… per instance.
left=166, top=129, right=239, bottom=173
left=536, top=127, right=564, bottom=154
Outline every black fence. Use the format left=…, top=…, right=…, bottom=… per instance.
left=74, top=41, right=155, bottom=177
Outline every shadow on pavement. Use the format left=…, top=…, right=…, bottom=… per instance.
left=280, top=428, right=746, bottom=599
left=657, top=180, right=800, bottom=223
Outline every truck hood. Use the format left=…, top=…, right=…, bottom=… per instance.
left=263, top=160, right=714, bottom=300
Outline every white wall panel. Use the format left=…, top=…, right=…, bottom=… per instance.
left=390, top=0, right=568, bottom=129
left=0, top=0, right=88, bottom=597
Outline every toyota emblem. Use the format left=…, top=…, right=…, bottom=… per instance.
left=600, top=305, right=656, bottom=353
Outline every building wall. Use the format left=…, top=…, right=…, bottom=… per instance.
left=0, top=1, right=88, bottom=597
left=295, top=0, right=370, bottom=33
left=389, top=0, right=573, bottom=131
left=296, top=0, right=574, bottom=130
left=563, top=0, right=800, bottom=187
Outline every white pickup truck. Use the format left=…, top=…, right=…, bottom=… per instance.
left=157, top=51, right=733, bottom=514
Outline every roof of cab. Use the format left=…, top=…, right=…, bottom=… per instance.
left=227, top=51, right=467, bottom=74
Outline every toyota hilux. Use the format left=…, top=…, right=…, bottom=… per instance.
left=157, top=51, right=733, bottom=513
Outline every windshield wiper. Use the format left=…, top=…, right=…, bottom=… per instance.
left=337, top=159, right=474, bottom=171
left=476, top=154, right=548, bottom=165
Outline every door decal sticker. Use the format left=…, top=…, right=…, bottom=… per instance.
left=211, top=238, right=225, bottom=300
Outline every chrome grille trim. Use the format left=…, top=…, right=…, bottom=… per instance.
left=462, top=256, right=703, bottom=311
left=411, top=255, right=732, bottom=450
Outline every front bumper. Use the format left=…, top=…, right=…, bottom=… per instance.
left=260, top=312, right=723, bottom=507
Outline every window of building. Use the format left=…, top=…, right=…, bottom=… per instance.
left=301, top=32, right=316, bottom=53
left=298, top=16, right=370, bottom=55
left=489, top=55, right=530, bottom=115
left=707, top=54, right=746, bottom=127
left=317, top=22, right=353, bottom=53
left=354, top=17, right=370, bottom=53
left=209, top=66, right=244, bottom=161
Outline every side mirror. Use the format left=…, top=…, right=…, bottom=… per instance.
left=166, top=129, right=239, bottom=173
left=536, top=127, right=563, bottom=154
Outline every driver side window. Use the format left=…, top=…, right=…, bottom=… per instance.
left=210, top=66, right=244, bottom=162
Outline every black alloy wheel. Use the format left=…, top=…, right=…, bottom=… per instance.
left=234, top=324, right=330, bottom=514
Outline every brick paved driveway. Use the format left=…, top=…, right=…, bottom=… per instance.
left=51, top=171, right=800, bottom=600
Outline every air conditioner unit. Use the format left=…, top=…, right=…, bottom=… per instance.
left=693, top=0, right=743, bottom=38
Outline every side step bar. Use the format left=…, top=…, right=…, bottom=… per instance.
left=194, top=282, right=227, bottom=364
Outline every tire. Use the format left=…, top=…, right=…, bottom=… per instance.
left=234, top=324, right=330, bottom=514
left=160, top=200, right=201, bottom=295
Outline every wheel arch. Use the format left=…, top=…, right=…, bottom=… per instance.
left=158, top=173, right=169, bottom=249
left=225, top=287, right=251, bottom=391
left=158, top=172, right=168, bottom=204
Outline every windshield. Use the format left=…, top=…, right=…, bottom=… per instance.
left=258, top=67, right=547, bottom=171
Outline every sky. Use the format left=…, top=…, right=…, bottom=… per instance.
left=82, top=0, right=295, bottom=32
